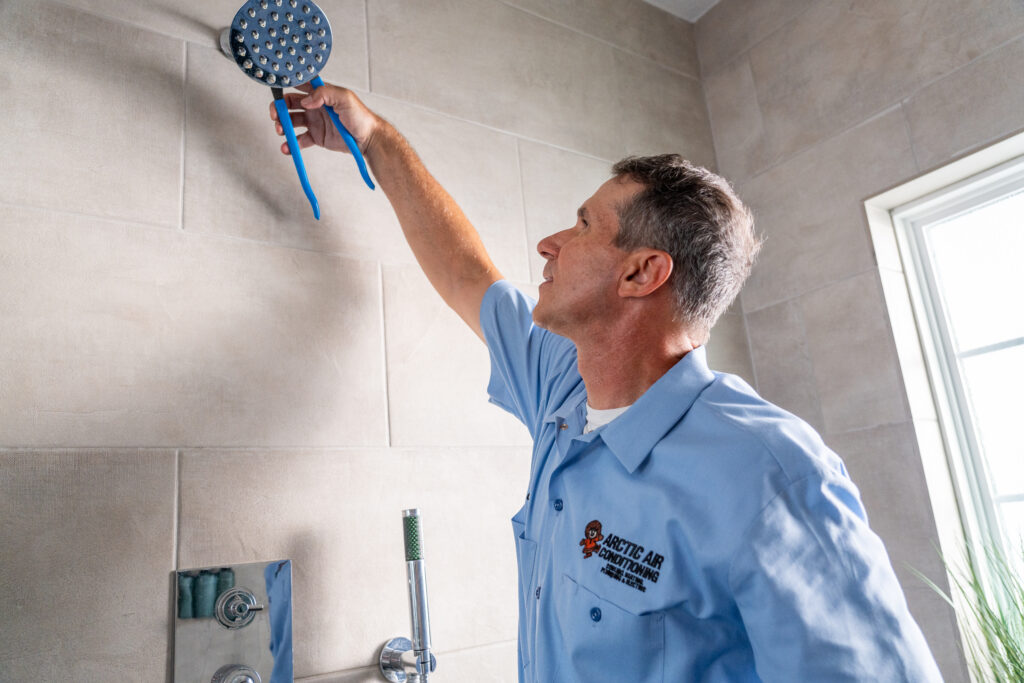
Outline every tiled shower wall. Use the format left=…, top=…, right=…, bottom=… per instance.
left=699, top=1, right=1024, bottom=681
left=0, top=1, right=742, bottom=680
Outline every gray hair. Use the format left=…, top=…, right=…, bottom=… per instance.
left=611, top=154, right=760, bottom=339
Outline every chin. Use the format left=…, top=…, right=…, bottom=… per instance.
left=531, top=308, right=565, bottom=336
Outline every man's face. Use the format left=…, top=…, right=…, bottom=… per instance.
left=532, top=176, right=644, bottom=337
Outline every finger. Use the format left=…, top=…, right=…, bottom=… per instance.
left=278, top=131, right=318, bottom=154
left=295, top=130, right=317, bottom=149
left=274, top=112, right=310, bottom=134
left=269, top=100, right=278, bottom=121
left=300, top=83, right=346, bottom=110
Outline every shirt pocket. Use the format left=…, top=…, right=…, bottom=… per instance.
left=554, top=573, right=665, bottom=683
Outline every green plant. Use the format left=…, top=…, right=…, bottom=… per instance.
left=914, top=545, right=1024, bottom=682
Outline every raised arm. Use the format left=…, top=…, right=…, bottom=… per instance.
left=269, top=82, right=502, bottom=340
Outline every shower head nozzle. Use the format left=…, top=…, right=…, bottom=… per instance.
left=219, top=0, right=333, bottom=87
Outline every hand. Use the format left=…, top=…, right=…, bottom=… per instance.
left=268, top=82, right=381, bottom=156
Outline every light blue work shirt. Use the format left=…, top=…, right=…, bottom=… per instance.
left=481, top=280, right=942, bottom=683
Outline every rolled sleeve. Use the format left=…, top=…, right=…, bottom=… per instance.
left=479, top=280, right=578, bottom=437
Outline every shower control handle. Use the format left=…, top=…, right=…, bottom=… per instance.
left=215, top=587, right=265, bottom=629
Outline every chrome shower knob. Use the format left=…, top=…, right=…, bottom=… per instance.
left=212, top=664, right=262, bottom=683
left=215, top=587, right=265, bottom=629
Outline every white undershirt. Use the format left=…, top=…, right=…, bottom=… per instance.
left=584, top=403, right=631, bottom=434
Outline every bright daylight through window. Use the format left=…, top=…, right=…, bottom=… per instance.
left=892, top=158, right=1024, bottom=559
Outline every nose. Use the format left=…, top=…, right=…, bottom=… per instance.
left=537, top=228, right=570, bottom=261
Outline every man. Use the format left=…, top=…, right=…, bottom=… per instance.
left=271, top=83, right=942, bottom=682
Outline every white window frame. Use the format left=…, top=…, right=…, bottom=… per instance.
left=864, top=133, right=1024, bottom=679
left=889, top=155, right=1024, bottom=559
left=864, top=133, right=1024, bottom=664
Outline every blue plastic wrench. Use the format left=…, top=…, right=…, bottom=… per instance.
left=311, top=76, right=375, bottom=191
left=273, top=87, right=320, bottom=220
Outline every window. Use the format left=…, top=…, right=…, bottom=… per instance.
left=889, top=156, right=1024, bottom=560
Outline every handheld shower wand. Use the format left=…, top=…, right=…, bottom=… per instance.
left=379, top=509, right=437, bottom=682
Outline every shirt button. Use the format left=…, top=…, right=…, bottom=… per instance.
left=559, top=423, right=568, bottom=430
left=535, top=586, right=542, bottom=599
left=590, top=607, right=602, bottom=622
left=553, top=499, right=563, bottom=511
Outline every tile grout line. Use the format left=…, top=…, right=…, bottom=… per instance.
left=173, top=449, right=182, bottom=569
left=378, top=261, right=392, bottom=448
left=0, top=198, right=370, bottom=261
left=0, top=445, right=532, bottom=452
left=739, top=298, right=761, bottom=393
left=179, top=41, right=188, bottom=231
left=897, top=101, right=922, bottom=175
left=364, top=0, right=373, bottom=91
left=514, top=139, right=534, bottom=282
left=296, top=638, right=519, bottom=680
left=734, top=103, right=904, bottom=186
left=184, top=46, right=620, bottom=164
left=496, top=0, right=700, bottom=83
left=169, top=449, right=181, bottom=683
left=364, top=90, right=617, bottom=164
left=744, top=264, right=882, bottom=316
left=51, top=0, right=218, bottom=53
left=718, top=31, right=1024, bottom=186
left=697, top=65, right=722, bottom=173
left=697, top=0, right=821, bottom=81
left=823, top=418, right=918, bottom=440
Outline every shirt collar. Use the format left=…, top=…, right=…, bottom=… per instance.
left=544, top=346, right=716, bottom=474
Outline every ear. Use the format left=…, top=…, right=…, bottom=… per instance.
left=618, top=249, right=673, bottom=298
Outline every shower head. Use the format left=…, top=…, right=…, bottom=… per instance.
left=219, top=0, right=333, bottom=89
left=219, top=0, right=375, bottom=220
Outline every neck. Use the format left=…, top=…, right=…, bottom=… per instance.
left=572, top=312, right=700, bottom=410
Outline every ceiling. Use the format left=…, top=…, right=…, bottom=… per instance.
left=642, top=0, right=722, bottom=23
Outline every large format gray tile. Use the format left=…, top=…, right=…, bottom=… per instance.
left=368, top=0, right=715, bottom=166
left=800, top=271, right=911, bottom=434
left=745, top=299, right=824, bottom=433
left=182, top=43, right=392, bottom=254
left=503, top=0, right=699, bottom=78
left=184, top=43, right=529, bottom=279
left=826, top=422, right=944, bottom=588
left=0, top=450, right=176, bottom=683
left=694, top=0, right=818, bottom=77
left=737, top=109, right=917, bottom=312
left=905, top=34, right=1024, bottom=171
left=0, top=205, right=386, bottom=447
left=0, top=0, right=183, bottom=227
left=904, top=586, right=970, bottom=683
left=370, top=96, right=531, bottom=282
left=383, top=265, right=533, bottom=447
left=518, top=140, right=612, bottom=283
left=702, top=54, right=768, bottom=182
left=57, top=0, right=368, bottom=86
left=747, top=0, right=1024, bottom=169
left=705, top=312, right=754, bottom=386
left=179, top=447, right=530, bottom=678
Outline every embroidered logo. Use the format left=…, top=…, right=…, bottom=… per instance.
left=579, top=520, right=603, bottom=559
left=596, top=530, right=664, bottom=593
